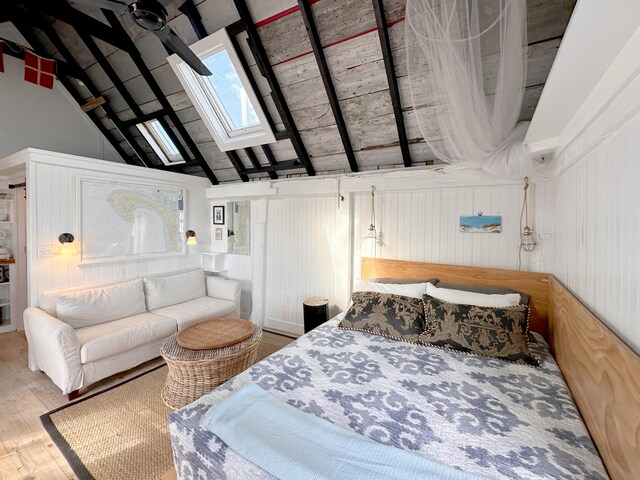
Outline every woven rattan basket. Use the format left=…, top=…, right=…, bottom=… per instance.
left=160, top=326, right=262, bottom=409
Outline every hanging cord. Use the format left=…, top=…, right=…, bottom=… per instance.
left=517, top=177, right=529, bottom=270
left=369, top=186, right=376, bottom=233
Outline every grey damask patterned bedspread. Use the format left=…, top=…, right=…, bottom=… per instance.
left=168, top=318, right=608, bottom=480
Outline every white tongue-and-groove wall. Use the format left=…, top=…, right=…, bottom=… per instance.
left=210, top=172, right=531, bottom=335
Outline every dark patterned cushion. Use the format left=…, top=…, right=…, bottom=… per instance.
left=339, top=291, right=424, bottom=344
left=420, top=294, right=540, bottom=366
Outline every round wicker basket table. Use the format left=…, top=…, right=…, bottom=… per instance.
left=160, top=318, right=262, bottom=409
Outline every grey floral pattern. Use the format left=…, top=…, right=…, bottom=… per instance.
left=421, top=294, right=540, bottom=366
left=169, top=318, right=608, bottom=480
left=339, top=291, right=424, bottom=343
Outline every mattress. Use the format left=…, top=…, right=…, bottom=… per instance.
left=168, top=318, right=608, bottom=480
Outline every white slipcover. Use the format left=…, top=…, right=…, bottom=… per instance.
left=23, top=270, right=242, bottom=395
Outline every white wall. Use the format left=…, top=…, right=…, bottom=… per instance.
left=0, top=23, right=121, bottom=162
left=21, top=149, right=210, bottom=315
left=209, top=171, right=529, bottom=335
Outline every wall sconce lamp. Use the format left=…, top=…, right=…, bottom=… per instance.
left=186, top=230, right=197, bottom=246
left=58, top=233, right=77, bottom=255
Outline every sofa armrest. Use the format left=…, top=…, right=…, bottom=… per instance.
left=23, top=307, right=84, bottom=395
left=206, top=277, right=241, bottom=312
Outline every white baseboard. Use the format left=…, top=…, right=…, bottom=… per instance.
left=264, top=316, right=304, bottom=336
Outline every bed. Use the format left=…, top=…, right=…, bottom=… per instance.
left=168, top=258, right=640, bottom=480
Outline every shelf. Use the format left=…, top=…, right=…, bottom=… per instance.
left=0, top=301, right=10, bottom=307
left=0, top=259, right=14, bottom=265
left=0, top=282, right=10, bottom=286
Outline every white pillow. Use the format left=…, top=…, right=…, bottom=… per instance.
left=56, top=279, right=147, bottom=329
left=425, top=282, right=521, bottom=308
left=143, top=269, right=206, bottom=311
left=353, top=279, right=430, bottom=299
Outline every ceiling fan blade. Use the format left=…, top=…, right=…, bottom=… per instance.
left=69, top=0, right=129, bottom=15
left=154, top=27, right=211, bottom=76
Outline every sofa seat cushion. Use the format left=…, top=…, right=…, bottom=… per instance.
left=75, top=312, right=176, bottom=364
left=151, top=296, right=237, bottom=330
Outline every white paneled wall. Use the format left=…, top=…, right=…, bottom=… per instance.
left=352, top=185, right=526, bottom=275
left=535, top=112, right=640, bottom=352
left=264, top=195, right=340, bottom=335
left=220, top=180, right=531, bottom=335
left=26, top=150, right=211, bottom=308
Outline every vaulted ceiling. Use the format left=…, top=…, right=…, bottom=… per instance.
left=1, top=0, right=576, bottom=184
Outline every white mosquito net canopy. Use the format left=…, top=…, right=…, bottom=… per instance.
left=406, top=0, right=531, bottom=177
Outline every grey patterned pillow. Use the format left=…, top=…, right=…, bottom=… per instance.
left=420, top=294, right=540, bottom=366
left=339, top=291, right=424, bottom=344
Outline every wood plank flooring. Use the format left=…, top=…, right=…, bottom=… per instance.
left=0, top=329, right=295, bottom=479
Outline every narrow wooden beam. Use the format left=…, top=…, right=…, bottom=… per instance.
left=234, top=0, right=315, bottom=177
left=261, top=145, right=278, bottom=169
left=21, top=13, right=152, bottom=167
left=244, top=159, right=301, bottom=174
left=245, top=147, right=277, bottom=179
left=120, top=110, right=167, bottom=128
left=372, top=0, right=411, bottom=168
left=298, top=0, right=358, bottom=172
left=103, top=10, right=219, bottom=185
left=226, top=151, right=250, bottom=182
left=178, top=0, right=208, bottom=40
left=81, top=96, right=106, bottom=113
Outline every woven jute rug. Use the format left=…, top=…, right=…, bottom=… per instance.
left=40, top=331, right=295, bottom=480
left=41, top=365, right=172, bottom=480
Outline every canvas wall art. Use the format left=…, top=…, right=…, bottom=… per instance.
left=459, top=215, right=502, bottom=233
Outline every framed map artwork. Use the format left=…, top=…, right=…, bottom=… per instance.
left=78, top=178, right=186, bottom=264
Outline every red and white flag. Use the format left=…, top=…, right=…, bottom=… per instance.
left=24, top=50, right=55, bottom=89
left=0, top=41, right=4, bottom=73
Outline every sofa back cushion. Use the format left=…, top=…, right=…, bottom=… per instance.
left=55, top=279, right=147, bottom=329
left=143, top=269, right=206, bottom=311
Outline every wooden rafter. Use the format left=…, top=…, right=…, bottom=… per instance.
left=226, top=151, right=249, bottom=182
left=233, top=0, right=316, bottom=177
left=245, top=147, right=277, bottom=179
left=372, top=0, right=411, bottom=168
left=100, top=9, right=219, bottom=184
left=298, top=0, right=358, bottom=173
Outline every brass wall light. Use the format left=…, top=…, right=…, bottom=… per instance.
left=58, top=233, right=77, bottom=255
left=186, top=230, right=197, bottom=246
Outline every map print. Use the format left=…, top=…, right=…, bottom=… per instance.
left=80, top=179, right=184, bottom=262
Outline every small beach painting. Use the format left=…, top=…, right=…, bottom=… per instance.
left=460, top=215, right=502, bottom=233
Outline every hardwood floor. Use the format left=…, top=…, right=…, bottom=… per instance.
left=0, top=329, right=295, bottom=479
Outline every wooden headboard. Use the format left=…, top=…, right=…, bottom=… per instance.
left=361, top=257, right=551, bottom=338
left=360, top=257, right=640, bottom=480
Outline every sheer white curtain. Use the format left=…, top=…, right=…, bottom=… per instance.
left=406, top=0, right=530, bottom=177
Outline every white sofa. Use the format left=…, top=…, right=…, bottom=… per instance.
left=23, top=269, right=241, bottom=398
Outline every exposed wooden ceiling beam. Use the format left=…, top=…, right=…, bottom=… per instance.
left=233, top=0, right=316, bottom=177
left=101, top=9, right=220, bottom=185
left=298, top=0, right=358, bottom=173
left=246, top=147, right=277, bottom=180
left=226, top=151, right=249, bottom=182
left=372, top=0, right=412, bottom=168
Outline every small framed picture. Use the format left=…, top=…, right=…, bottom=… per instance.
left=213, top=205, right=225, bottom=225
left=215, top=227, right=223, bottom=241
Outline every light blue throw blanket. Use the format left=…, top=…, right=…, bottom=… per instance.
left=201, top=383, right=487, bottom=480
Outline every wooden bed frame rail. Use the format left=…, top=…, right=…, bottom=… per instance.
left=361, top=257, right=640, bottom=480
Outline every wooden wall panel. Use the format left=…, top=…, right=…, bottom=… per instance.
left=264, top=195, right=339, bottom=334
left=549, top=277, right=640, bottom=480
left=28, top=153, right=210, bottom=306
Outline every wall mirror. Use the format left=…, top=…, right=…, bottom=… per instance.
left=227, top=200, right=250, bottom=255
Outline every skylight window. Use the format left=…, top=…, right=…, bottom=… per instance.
left=136, top=119, right=184, bottom=165
left=167, top=28, right=275, bottom=151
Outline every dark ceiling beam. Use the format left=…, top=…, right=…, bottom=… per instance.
left=10, top=18, right=138, bottom=166
left=102, top=10, right=219, bottom=185
left=372, top=0, right=411, bottom=168
left=226, top=151, right=249, bottom=182
left=245, top=147, right=277, bottom=179
left=0, top=36, right=83, bottom=79
left=261, top=145, right=279, bottom=171
left=120, top=110, right=167, bottom=128
left=178, top=0, right=207, bottom=40
left=244, top=159, right=301, bottom=174
left=233, top=0, right=315, bottom=177
left=15, top=8, right=152, bottom=167
left=298, top=0, right=358, bottom=173
left=34, top=1, right=130, bottom=52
